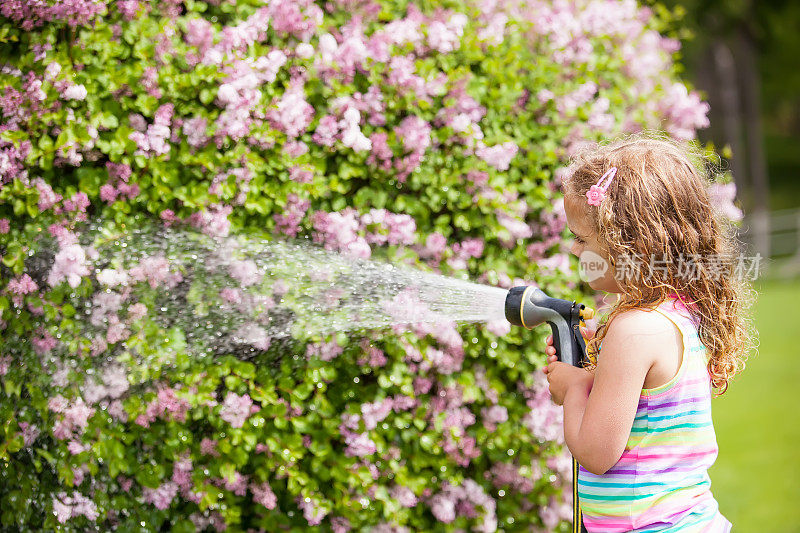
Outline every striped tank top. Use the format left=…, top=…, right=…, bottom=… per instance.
left=577, top=295, right=732, bottom=532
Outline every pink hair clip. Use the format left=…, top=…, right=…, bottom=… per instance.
left=586, top=166, right=617, bottom=206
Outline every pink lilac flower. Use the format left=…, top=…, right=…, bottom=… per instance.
left=485, top=319, right=510, bottom=336
left=268, top=79, right=315, bottom=138
left=52, top=397, right=95, bottom=440
left=273, top=194, right=311, bottom=237
left=171, top=454, right=193, bottom=494
left=496, top=211, right=532, bottom=245
left=391, top=485, right=418, bottom=507
left=34, top=177, right=62, bottom=211
left=289, top=165, right=313, bottom=184
left=18, top=422, right=40, bottom=446
left=305, top=340, right=344, bottom=362
left=32, top=330, right=58, bottom=355
left=6, top=273, right=38, bottom=305
left=47, top=243, right=90, bottom=288
left=62, top=191, right=89, bottom=212
left=708, top=182, right=743, bottom=222
left=429, top=479, right=496, bottom=529
left=141, top=66, right=162, bottom=99
left=228, top=259, right=261, bottom=286
left=366, top=131, right=393, bottom=171
left=233, top=322, right=271, bottom=351
left=419, top=232, right=447, bottom=262
left=396, top=115, right=432, bottom=154
left=361, top=397, right=393, bottom=430
left=475, top=141, right=519, bottom=170
left=142, top=481, right=178, bottom=510
left=127, top=302, right=147, bottom=322
left=183, top=116, right=208, bottom=148
left=342, top=429, right=376, bottom=457
left=311, top=114, right=339, bottom=147
left=188, top=204, right=232, bottom=237
left=481, top=405, right=508, bottom=432
left=268, top=0, right=323, bottom=41
left=221, top=471, right=248, bottom=496
left=427, top=13, right=468, bottom=53
left=200, top=438, right=219, bottom=457
left=108, top=400, right=127, bottom=422
left=135, top=386, right=190, bottom=427
left=52, top=491, right=99, bottom=524
left=339, top=107, right=372, bottom=152
left=0, top=218, right=9, bottom=233
left=62, top=84, right=87, bottom=100
left=117, top=0, right=140, bottom=20
left=430, top=492, right=456, bottom=523
left=296, top=494, right=329, bottom=526
left=659, top=82, right=710, bottom=140
left=453, top=237, right=484, bottom=259
left=219, top=391, right=254, bottom=428
left=67, top=441, right=86, bottom=455
left=424, top=347, right=463, bottom=375
left=251, top=481, right=277, bottom=509
left=539, top=252, right=572, bottom=277
left=520, top=374, right=564, bottom=444
left=361, top=209, right=417, bottom=246
left=478, top=12, right=508, bottom=45
left=311, top=208, right=371, bottom=259
left=102, top=365, right=130, bottom=398
left=99, top=184, right=117, bottom=203
left=128, top=254, right=182, bottom=289
left=487, top=462, right=536, bottom=493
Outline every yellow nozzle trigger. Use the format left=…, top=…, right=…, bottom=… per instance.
left=579, top=306, right=595, bottom=342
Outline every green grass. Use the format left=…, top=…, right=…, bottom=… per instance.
left=710, top=277, right=800, bottom=531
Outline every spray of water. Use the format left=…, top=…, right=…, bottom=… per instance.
left=23, top=223, right=516, bottom=362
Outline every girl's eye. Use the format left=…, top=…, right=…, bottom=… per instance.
left=574, top=236, right=585, bottom=244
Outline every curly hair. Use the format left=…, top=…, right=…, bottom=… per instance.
left=561, top=133, right=759, bottom=395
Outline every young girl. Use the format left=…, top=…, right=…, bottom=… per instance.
left=542, top=135, right=757, bottom=532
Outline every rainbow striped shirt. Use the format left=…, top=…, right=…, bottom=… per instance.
left=577, top=296, right=732, bottom=532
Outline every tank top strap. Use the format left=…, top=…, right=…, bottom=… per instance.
left=643, top=297, right=708, bottom=397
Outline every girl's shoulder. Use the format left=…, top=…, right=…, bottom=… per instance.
left=602, top=302, right=686, bottom=390
left=605, top=302, right=680, bottom=339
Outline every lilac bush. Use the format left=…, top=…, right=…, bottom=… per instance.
left=0, top=0, right=731, bottom=531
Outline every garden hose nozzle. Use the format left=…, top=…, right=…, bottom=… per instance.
left=504, top=285, right=594, bottom=533
left=504, top=286, right=594, bottom=367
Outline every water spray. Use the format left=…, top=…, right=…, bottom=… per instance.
left=504, top=285, right=594, bottom=533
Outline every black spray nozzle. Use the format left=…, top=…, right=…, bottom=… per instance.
left=504, top=286, right=595, bottom=368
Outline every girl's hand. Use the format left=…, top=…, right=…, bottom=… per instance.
left=542, top=323, right=596, bottom=405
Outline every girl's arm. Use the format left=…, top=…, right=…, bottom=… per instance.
left=559, top=310, right=672, bottom=475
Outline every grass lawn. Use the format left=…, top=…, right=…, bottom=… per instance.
left=710, top=276, right=800, bottom=531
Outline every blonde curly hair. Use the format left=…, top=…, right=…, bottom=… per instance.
left=561, top=133, right=759, bottom=395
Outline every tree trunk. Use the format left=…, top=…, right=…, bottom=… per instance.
left=711, top=39, right=747, bottom=201
left=735, top=22, right=771, bottom=259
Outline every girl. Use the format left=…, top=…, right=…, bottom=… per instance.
left=542, top=135, right=757, bottom=532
